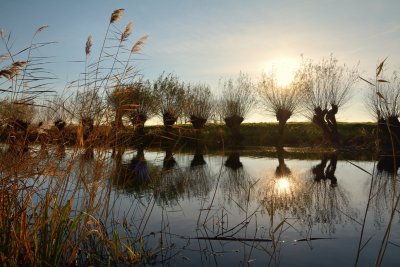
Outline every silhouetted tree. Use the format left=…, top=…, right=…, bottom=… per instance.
left=184, top=83, right=214, bottom=130
left=153, top=73, right=185, bottom=130
left=126, top=80, right=157, bottom=136
left=297, top=55, right=358, bottom=145
left=258, top=73, right=302, bottom=145
left=363, top=62, right=400, bottom=152
left=218, top=73, right=255, bottom=143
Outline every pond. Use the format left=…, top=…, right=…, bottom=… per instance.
left=2, top=145, right=399, bottom=266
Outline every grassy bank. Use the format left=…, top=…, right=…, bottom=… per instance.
left=144, top=122, right=377, bottom=149
left=0, top=122, right=377, bottom=150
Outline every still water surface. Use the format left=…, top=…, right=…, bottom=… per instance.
left=91, top=148, right=399, bottom=266
left=16, top=146, right=399, bottom=266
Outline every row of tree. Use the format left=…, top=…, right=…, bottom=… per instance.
left=1, top=8, right=399, bottom=153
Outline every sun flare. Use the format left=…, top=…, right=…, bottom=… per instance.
left=275, top=177, right=291, bottom=194
left=263, top=58, right=300, bottom=87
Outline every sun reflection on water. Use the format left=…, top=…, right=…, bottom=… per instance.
left=275, top=177, right=291, bottom=195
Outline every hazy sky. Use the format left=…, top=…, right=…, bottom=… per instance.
left=1, top=0, right=400, bottom=122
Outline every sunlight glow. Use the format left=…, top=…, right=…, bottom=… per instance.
left=275, top=177, right=291, bottom=195
left=263, top=58, right=300, bottom=87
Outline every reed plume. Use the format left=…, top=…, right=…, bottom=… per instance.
left=120, top=22, right=133, bottom=42
left=110, top=8, right=124, bottom=24
left=0, top=54, right=8, bottom=63
left=0, top=61, right=27, bottom=79
left=35, top=25, right=48, bottom=34
left=131, top=34, right=149, bottom=53
left=85, top=35, right=92, bottom=56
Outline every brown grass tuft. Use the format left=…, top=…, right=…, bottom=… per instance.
left=131, top=34, right=149, bottom=53
left=110, top=8, right=124, bottom=24
left=0, top=61, right=27, bottom=79
left=35, top=25, right=48, bottom=34
left=120, top=21, right=133, bottom=42
left=85, top=35, right=92, bottom=56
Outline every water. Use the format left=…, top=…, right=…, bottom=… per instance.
left=3, top=146, right=400, bottom=266
left=102, top=148, right=399, bottom=266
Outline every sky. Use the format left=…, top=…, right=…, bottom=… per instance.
left=1, top=0, right=400, bottom=123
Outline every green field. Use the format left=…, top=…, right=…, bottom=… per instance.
left=142, top=122, right=377, bottom=149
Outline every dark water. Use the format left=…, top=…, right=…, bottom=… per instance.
left=7, top=146, right=400, bottom=266
left=96, top=148, right=399, bottom=266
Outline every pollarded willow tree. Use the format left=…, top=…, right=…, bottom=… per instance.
left=363, top=60, right=400, bottom=152
left=297, top=56, right=358, bottom=145
left=125, top=80, right=157, bottom=135
left=109, top=79, right=157, bottom=135
left=184, top=83, right=214, bottom=130
left=153, top=73, right=186, bottom=130
left=258, top=73, right=302, bottom=143
left=219, top=73, right=256, bottom=142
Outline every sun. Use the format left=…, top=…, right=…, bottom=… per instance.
left=263, top=57, right=300, bottom=87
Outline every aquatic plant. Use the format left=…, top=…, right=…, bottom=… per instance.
left=0, top=25, right=54, bottom=153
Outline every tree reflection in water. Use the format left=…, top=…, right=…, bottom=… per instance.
left=370, top=155, right=400, bottom=227
left=111, top=148, right=152, bottom=194
left=259, top=151, right=357, bottom=236
left=305, top=153, right=356, bottom=234
left=222, top=150, right=256, bottom=210
left=259, top=147, right=306, bottom=218
left=186, top=142, right=211, bottom=198
left=312, top=154, right=337, bottom=187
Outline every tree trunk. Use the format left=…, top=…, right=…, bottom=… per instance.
left=163, top=111, right=177, bottom=130
left=224, top=115, right=244, bottom=144
left=276, top=109, right=292, bottom=146
left=312, top=105, right=339, bottom=145
left=190, top=115, right=207, bottom=130
left=131, top=113, right=147, bottom=136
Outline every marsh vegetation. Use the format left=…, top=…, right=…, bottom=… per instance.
left=1, top=8, right=400, bottom=267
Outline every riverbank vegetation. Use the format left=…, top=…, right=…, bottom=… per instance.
left=1, top=7, right=400, bottom=266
